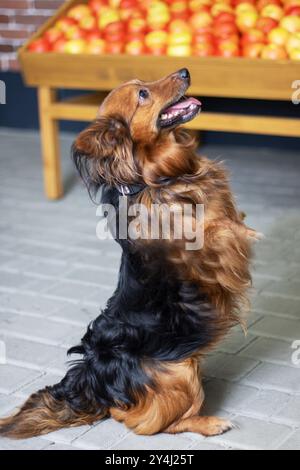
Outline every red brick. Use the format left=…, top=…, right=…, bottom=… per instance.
left=0, top=44, right=15, bottom=52
left=0, top=1, right=31, bottom=8
left=0, top=15, right=10, bottom=24
left=34, top=0, right=64, bottom=9
left=8, top=56, right=20, bottom=71
left=0, top=28, right=33, bottom=39
left=14, top=14, right=50, bottom=26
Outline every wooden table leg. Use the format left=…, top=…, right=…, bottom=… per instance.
left=38, top=86, right=63, bottom=200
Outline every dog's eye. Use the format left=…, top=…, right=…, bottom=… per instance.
left=139, top=89, right=149, bottom=101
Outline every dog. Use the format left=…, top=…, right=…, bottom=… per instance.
left=0, top=69, right=258, bottom=439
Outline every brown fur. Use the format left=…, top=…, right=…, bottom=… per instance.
left=0, top=70, right=257, bottom=439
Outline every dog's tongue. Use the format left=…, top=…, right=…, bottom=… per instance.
left=165, top=97, right=201, bottom=113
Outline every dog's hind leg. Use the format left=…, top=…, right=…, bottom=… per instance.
left=110, top=358, right=233, bottom=437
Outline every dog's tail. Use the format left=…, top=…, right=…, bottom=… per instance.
left=0, top=362, right=108, bottom=439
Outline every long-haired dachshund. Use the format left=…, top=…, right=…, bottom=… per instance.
left=0, top=69, right=258, bottom=439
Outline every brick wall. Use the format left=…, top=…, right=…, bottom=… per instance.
left=0, top=0, right=64, bottom=71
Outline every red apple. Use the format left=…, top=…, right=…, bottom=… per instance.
left=88, top=0, right=109, bottom=15
left=85, top=28, right=102, bottom=41
left=169, top=1, right=189, bottom=20
left=146, top=45, right=167, bottom=55
left=127, top=16, right=147, bottom=34
left=65, top=26, right=87, bottom=40
left=28, top=38, right=51, bottom=53
left=43, top=28, right=64, bottom=44
left=106, top=41, right=124, bottom=53
left=268, top=27, right=290, bottom=46
left=241, top=28, right=265, bottom=45
left=68, top=5, right=92, bottom=21
left=218, top=40, right=240, bottom=56
left=189, top=0, right=211, bottom=12
left=168, top=19, right=190, bottom=34
left=167, top=44, right=192, bottom=56
left=260, top=5, right=284, bottom=21
left=257, top=0, right=281, bottom=11
left=52, top=38, right=67, bottom=52
left=236, top=11, right=258, bottom=32
left=145, top=30, right=168, bottom=48
left=103, top=20, right=125, bottom=41
left=211, top=3, right=233, bottom=17
left=280, top=15, right=300, bottom=33
left=193, top=42, right=216, bottom=56
left=64, top=39, right=87, bottom=54
left=55, top=18, right=77, bottom=33
left=214, top=12, right=236, bottom=24
left=286, top=6, right=300, bottom=15
left=189, top=12, right=213, bottom=31
left=243, top=42, right=264, bottom=57
left=79, top=15, right=97, bottom=31
left=214, top=21, right=239, bottom=38
left=125, top=39, right=146, bottom=54
left=86, top=38, right=106, bottom=54
left=256, top=16, right=278, bottom=33
left=193, top=30, right=214, bottom=44
left=261, top=43, right=288, bottom=59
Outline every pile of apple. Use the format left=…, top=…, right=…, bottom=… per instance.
left=28, top=0, right=300, bottom=59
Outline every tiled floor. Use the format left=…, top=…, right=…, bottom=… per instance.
left=0, top=128, right=299, bottom=450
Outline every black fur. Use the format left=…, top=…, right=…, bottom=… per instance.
left=49, top=185, right=226, bottom=413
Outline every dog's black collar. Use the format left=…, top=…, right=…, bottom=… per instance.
left=116, top=183, right=146, bottom=196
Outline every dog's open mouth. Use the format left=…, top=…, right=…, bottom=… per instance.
left=158, top=96, right=202, bottom=128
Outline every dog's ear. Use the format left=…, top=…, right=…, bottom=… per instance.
left=72, top=115, right=136, bottom=196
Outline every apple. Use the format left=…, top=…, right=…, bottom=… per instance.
left=64, top=39, right=87, bottom=54
left=189, top=12, right=213, bottom=31
left=85, top=28, right=102, bottom=41
left=286, top=32, right=300, bottom=52
left=127, top=16, right=147, bottom=34
left=280, top=15, right=300, bottom=33
left=243, top=42, right=264, bottom=57
left=211, top=3, right=233, bottom=17
left=214, top=21, right=239, bottom=38
left=43, top=27, right=64, bottom=44
left=235, top=3, right=257, bottom=15
left=67, top=5, right=92, bottom=21
left=257, top=0, right=281, bottom=11
left=168, top=31, right=192, bottom=45
left=55, top=17, right=77, bottom=33
left=170, top=1, right=189, bottom=20
left=286, top=6, right=300, bottom=15
left=218, top=40, right=240, bottom=56
left=28, top=38, right=51, bottom=53
left=189, top=0, right=211, bottom=12
left=261, top=43, right=288, bottom=59
left=260, top=5, right=284, bottom=21
left=86, top=38, right=106, bottom=53
left=106, top=41, right=124, bottom=53
left=167, top=44, right=192, bottom=56
left=88, top=0, right=109, bottom=14
left=256, top=16, right=278, bottom=33
left=103, top=20, right=125, bottom=41
left=98, top=8, right=120, bottom=29
left=125, top=39, right=146, bottom=54
left=289, top=48, right=300, bottom=59
left=147, top=45, right=167, bottom=55
left=214, top=12, right=236, bottom=24
left=168, top=19, right=190, bottom=34
left=233, top=0, right=255, bottom=5
left=193, top=42, right=216, bottom=56
left=236, top=11, right=258, bottom=32
left=52, top=38, right=67, bottom=52
left=193, top=30, right=214, bottom=44
left=65, top=26, right=86, bottom=40
left=79, top=15, right=97, bottom=31
left=241, top=28, right=265, bottom=45
left=268, top=27, right=290, bottom=46
left=145, top=30, right=168, bottom=48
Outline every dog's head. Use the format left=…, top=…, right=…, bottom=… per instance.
left=72, top=69, right=201, bottom=193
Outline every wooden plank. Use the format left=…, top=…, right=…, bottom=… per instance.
left=38, top=87, right=63, bottom=199
left=19, top=51, right=300, bottom=101
left=49, top=93, right=300, bottom=137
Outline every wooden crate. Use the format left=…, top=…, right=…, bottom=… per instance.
left=18, top=0, right=300, bottom=199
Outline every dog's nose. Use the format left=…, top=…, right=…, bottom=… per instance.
left=178, top=68, right=190, bottom=82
